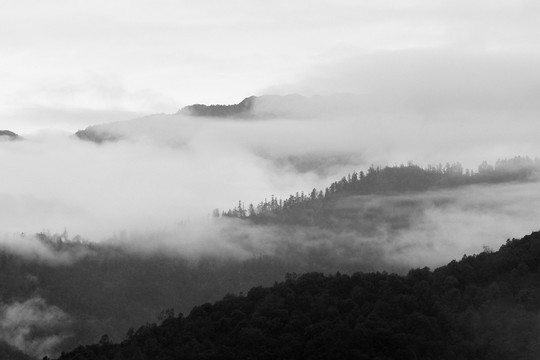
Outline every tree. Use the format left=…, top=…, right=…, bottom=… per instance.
left=99, top=334, right=110, bottom=346
left=248, top=204, right=256, bottom=218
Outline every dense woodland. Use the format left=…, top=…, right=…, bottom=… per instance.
left=223, top=157, right=540, bottom=226
left=52, top=231, right=540, bottom=360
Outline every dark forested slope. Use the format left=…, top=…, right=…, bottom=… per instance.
left=52, top=231, right=540, bottom=360
left=223, top=157, right=540, bottom=227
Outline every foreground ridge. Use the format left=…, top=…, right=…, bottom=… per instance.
left=53, top=231, right=540, bottom=360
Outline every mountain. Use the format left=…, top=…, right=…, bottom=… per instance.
left=74, top=113, right=175, bottom=144
left=73, top=94, right=356, bottom=143
left=52, top=231, right=540, bottom=360
left=0, top=130, right=20, bottom=140
left=72, top=96, right=256, bottom=143
left=178, top=94, right=323, bottom=118
left=74, top=128, right=121, bottom=143
left=179, top=96, right=256, bottom=118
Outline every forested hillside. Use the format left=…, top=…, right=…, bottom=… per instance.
left=52, top=231, right=540, bottom=360
left=223, top=157, right=539, bottom=226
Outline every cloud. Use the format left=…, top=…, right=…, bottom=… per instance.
left=0, top=232, right=91, bottom=265
left=2, top=93, right=540, bottom=245
left=2, top=158, right=540, bottom=273
left=0, top=0, right=538, bottom=268
left=264, top=49, right=540, bottom=116
left=332, top=182, right=540, bottom=268
left=0, top=297, right=71, bottom=358
left=1, top=75, right=178, bottom=134
left=35, top=180, right=536, bottom=275
left=0, top=124, right=334, bottom=241
left=3, top=0, right=539, bottom=133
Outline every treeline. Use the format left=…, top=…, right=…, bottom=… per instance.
left=180, top=96, right=255, bottom=118
left=52, top=231, right=540, bottom=360
left=221, top=157, right=540, bottom=225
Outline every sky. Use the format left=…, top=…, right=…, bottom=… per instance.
left=1, top=0, right=539, bottom=133
left=0, top=0, right=539, bottom=248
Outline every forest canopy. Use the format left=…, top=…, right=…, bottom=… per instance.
left=51, top=231, right=540, bottom=360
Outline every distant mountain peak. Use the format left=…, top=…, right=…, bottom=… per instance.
left=0, top=130, right=20, bottom=140
left=179, top=96, right=257, bottom=118
left=74, top=127, right=121, bottom=143
left=178, top=93, right=353, bottom=119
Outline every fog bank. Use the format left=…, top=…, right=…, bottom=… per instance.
left=0, top=298, right=71, bottom=358
left=2, top=98, right=540, bottom=244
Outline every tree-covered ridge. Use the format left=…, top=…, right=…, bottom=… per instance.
left=52, top=231, right=540, bottom=360
left=223, top=157, right=540, bottom=225
left=180, top=96, right=256, bottom=118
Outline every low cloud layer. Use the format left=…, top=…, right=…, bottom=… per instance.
left=118, top=181, right=540, bottom=270
left=2, top=98, right=540, bottom=246
left=6, top=181, right=539, bottom=275
left=0, top=297, right=71, bottom=358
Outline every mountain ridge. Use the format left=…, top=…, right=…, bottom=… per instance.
left=51, top=230, right=540, bottom=360
left=179, top=96, right=257, bottom=118
left=0, top=130, right=20, bottom=140
left=73, top=94, right=350, bottom=143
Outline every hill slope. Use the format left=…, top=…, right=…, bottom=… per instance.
left=224, top=157, right=540, bottom=227
left=53, top=231, right=540, bottom=360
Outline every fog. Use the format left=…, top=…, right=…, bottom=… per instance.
left=334, top=182, right=540, bottom=268
left=2, top=90, right=540, bottom=250
left=112, top=180, right=540, bottom=270
left=0, top=297, right=71, bottom=358
left=1, top=0, right=538, bottom=249
left=3, top=178, right=540, bottom=273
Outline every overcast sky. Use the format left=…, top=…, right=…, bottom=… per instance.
left=1, top=0, right=539, bottom=133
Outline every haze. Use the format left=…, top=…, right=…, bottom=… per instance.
left=0, top=0, right=539, bottom=261
left=1, top=0, right=538, bottom=132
